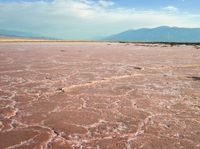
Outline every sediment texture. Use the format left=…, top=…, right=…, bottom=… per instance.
left=0, top=42, right=200, bottom=149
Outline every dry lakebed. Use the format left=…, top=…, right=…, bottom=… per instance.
left=0, top=42, right=200, bottom=149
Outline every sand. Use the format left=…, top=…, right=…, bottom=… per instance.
left=0, top=42, right=200, bottom=149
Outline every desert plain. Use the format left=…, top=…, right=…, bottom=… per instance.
left=0, top=42, right=200, bottom=149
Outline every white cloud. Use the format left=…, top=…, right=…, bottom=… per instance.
left=98, top=0, right=114, bottom=7
left=0, top=0, right=199, bottom=39
left=163, top=6, right=179, bottom=12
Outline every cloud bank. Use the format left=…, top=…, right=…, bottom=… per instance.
left=0, top=0, right=200, bottom=39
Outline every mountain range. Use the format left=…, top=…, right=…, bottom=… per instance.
left=104, top=26, right=200, bottom=43
left=0, top=29, right=55, bottom=40
left=1, top=26, right=200, bottom=42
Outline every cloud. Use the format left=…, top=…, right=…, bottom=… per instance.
left=163, top=6, right=179, bottom=12
left=98, top=0, right=114, bottom=7
left=0, top=0, right=200, bottom=39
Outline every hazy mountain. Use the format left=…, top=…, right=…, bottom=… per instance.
left=104, top=26, right=200, bottom=42
left=0, top=29, right=54, bottom=39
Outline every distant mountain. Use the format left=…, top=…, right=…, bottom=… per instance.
left=104, top=26, right=200, bottom=42
left=0, top=29, right=54, bottom=39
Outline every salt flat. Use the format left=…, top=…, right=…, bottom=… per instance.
left=0, top=42, right=200, bottom=149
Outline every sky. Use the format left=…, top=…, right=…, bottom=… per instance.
left=0, top=0, right=200, bottom=39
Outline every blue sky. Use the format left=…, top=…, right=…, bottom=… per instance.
left=2, top=0, right=200, bottom=12
left=0, top=0, right=200, bottom=39
left=115, top=0, right=200, bottom=12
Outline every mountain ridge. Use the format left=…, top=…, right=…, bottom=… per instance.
left=104, top=26, right=200, bottom=42
left=0, top=29, right=56, bottom=40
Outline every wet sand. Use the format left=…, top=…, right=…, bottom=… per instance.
left=0, top=42, right=200, bottom=149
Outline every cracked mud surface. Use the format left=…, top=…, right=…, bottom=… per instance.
left=0, top=42, right=200, bottom=149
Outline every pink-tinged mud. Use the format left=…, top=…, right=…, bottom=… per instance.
left=0, top=42, right=200, bottom=149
